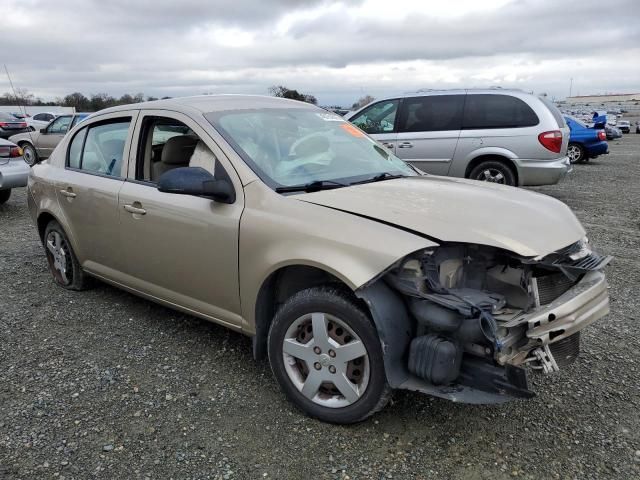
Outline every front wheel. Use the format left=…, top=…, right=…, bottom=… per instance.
left=268, top=287, right=391, bottom=424
left=0, top=189, right=11, bottom=205
left=567, top=143, right=585, bottom=164
left=21, top=143, right=38, bottom=166
left=468, top=160, right=516, bottom=186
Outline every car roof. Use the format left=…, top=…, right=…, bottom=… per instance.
left=379, top=87, right=531, bottom=100
left=92, top=95, right=317, bottom=117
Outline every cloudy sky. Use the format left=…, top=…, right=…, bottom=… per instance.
left=3, top=0, right=639, bottom=106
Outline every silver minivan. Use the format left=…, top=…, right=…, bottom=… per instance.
left=345, top=89, right=570, bottom=186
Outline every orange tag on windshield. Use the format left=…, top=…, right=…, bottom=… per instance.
left=340, top=123, right=366, bottom=138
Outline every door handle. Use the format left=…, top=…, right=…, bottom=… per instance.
left=382, top=142, right=395, bottom=149
left=398, top=142, right=413, bottom=148
left=59, top=188, right=76, bottom=198
left=124, top=204, right=147, bottom=215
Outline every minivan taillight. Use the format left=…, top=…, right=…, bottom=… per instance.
left=538, top=130, right=563, bottom=153
left=597, top=130, right=606, bottom=141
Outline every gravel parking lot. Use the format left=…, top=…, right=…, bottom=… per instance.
left=1, top=134, right=639, bottom=480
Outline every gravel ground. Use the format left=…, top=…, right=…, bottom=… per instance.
left=1, top=134, right=639, bottom=480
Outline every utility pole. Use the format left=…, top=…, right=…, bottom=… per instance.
left=569, top=77, right=573, bottom=98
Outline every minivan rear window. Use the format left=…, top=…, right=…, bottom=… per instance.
left=462, top=94, right=539, bottom=129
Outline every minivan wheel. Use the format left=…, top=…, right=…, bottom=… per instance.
left=21, top=143, right=38, bottom=166
left=43, top=220, right=91, bottom=290
left=469, top=160, right=516, bottom=186
left=0, top=189, right=10, bottom=205
left=268, top=287, right=391, bottom=424
left=567, top=143, right=585, bottom=164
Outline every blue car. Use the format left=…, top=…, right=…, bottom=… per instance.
left=565, top=116, right=608, bottom=164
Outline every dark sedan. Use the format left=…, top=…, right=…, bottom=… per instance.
left=0, top=112, right=30, bottom=139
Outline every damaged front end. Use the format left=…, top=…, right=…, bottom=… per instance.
left=358, top=239, right=611, bottom=404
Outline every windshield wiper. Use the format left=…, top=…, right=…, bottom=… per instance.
left=275, top=179, right=348, bottom=193
left=350, top=172, right=406, bottom=186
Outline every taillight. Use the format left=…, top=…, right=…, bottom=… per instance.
left=538, top=130, right=563, bottom=153
left=10, top=146, right=23, bottom=157
left=0, top=122, right=8, bottom=128
left=597, top=130, right=606, bottom=141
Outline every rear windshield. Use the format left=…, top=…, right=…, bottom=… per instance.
left=0, top=113, right=18, bottom=121
left=462, top=94, right=539, bottom=129
left=540, top=97, right=566, bottom=128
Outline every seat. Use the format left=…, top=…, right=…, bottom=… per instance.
left=188, top=140, right=216, bottom=172
left=152, top=136, right=198, bottom=181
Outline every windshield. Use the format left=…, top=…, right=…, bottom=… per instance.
left=205, top=108, right=415, bottom=189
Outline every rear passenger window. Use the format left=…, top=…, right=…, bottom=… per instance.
left=66, top=119, right=130, bottom=177
left=398, top=95, right=464, bottom=132
left=462, top=94, right=539, bottom=129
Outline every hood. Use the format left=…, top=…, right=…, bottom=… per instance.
left=296, top=176, right=585, bottom=258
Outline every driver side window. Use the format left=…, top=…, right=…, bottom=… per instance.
left=48, top=116, right=72, bottom=134
left=350, top=100, right=399, bottom=134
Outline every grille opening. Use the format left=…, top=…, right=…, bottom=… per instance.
left=549, top=329, right=565, bottom=341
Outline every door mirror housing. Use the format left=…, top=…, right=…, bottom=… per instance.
left=40, top=128, right=47, bottom=134
left=157, top=167, right=235, bottom=204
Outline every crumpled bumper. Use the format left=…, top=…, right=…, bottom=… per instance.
left=499, top=270, right=609, bottom=366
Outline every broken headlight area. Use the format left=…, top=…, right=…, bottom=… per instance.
left=382, top=241, right=611, bottom=401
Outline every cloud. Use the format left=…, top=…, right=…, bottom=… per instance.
left=2, top=0, right=639, bottom=105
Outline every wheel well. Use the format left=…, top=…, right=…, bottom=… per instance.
left=252, top=265, right=351, bottom=360
left=465, top=155, right=518, bottom=185
left=37, top=212, right=56, bottom=242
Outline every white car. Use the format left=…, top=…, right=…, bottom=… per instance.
left=26, top=112, right=58, bottom=131
left=0, top=138, right=29, bottom=204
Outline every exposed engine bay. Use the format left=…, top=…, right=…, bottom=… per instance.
left=361, top=239, right=611, bottom=403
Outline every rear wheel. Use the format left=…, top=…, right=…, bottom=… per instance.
left=469, top=160, right=516, bottom=186
left=21, top=143, right=38, bottom=166
left=0, top=189, right=11, bottom=205
left=567, top=143, right=585, bottom=164
left=43, top=220, right=91, bottom=290
left=268, top=287, right=390, bottom=424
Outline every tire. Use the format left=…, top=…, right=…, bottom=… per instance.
left=268, top=287, right=391, bottom=424
left=0, top=189, right=11, bottom=205
left=21, top=143, right=38, bottom=167
left=567, top=143, right=585, bottom=164
left=468, top=160, right=516, bottom=186
left=43, top=220, right=91, bottom=290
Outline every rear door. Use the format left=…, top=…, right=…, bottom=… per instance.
left=38, top=115, right=73, bottom=157
left=394, top=95, right=464, bottom=175
left=348, top=99, right=401, bottom=152
left=55, top=111, right=138, bottom=273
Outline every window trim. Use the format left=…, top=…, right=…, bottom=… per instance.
left=64, top=116, right=133, bottom=180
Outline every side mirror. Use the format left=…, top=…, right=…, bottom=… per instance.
left=40, top=128, right=47, bottom=134
left=157, top=167, right=235, bottom=204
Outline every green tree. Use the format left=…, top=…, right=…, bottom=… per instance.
left=268, top=85, right=318, bottom=105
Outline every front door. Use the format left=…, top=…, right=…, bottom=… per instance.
left=38, top=115, right=73, bottom=157
left=349, top=99, right=401, bottom=153
left=118, top=110, right=244, bottom=327
left=394, top=95, right=464, bottom=175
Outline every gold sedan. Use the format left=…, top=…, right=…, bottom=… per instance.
left=27, top=96, right=610, bottom=423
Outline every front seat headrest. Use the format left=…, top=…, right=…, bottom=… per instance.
left=161, top=136, right=198, bottom=165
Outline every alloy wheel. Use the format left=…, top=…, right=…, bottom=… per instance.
left=282, top=312, right=370, bottom=408
left=45, top=231, right=71, bottom=285
left=477, top=168, right=506, bottom=184
left=22, top=144, right=37, bottom=166
left=567, top=144, right=582, bottom=164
